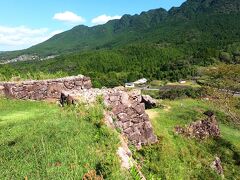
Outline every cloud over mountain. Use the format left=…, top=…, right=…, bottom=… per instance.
left=53, top=11, right=86, bottom=23
left=0, top=26, right=63, bottom=51
left=91, top=14, right=121, bottom=25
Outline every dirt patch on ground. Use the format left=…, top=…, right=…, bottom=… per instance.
left=146, top=110, right=160, bottom=120
left=163, top=105, right=171, bottom=112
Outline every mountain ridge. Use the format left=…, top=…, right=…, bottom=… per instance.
left=0, top=0, right=240, bottom=60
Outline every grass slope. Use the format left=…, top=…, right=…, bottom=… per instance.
left=0, top=98, right=128, bottom=179
left=133, top=99, right=240, bottom=179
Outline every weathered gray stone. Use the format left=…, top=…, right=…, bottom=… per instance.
left=132, top=117, right=142, bottom=123
left=122, top=121, right=132, bottom=130
left=0, top=85, right=4, bottom=96
left=64, top=81, right=75, bottom=89
left=110, top=95, right=120, bottom=102
left=124, top=127, right=133, bottom=134
left=141, top=95, right=157, bottom=109
left=83, top=80, right=92, bottom=89
left=133, top=103, right=145, bottom=114
left=75, top=80, right=83, bottom=86
left=12, top=86, right=24, bottom=92
left=126, top=108, right=135, bottom=117
left=129, top=132, right=141, bottom=142
left=121, top=93, right=130, bottom=106
left=112, top=104, right=124, bottom=114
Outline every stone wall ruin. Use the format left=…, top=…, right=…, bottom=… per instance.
left=63, top=88, right=158, bottom=146
left=1, top=75, right=92, bottom=100
left=0, top=76, right=158, bottom=146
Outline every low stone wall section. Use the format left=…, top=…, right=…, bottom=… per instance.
left=1, top=76, right=158, bottom=147
left=1, top=75, right=92, bottom=100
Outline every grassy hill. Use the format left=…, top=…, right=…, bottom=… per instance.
left=135, top=99, right=240, bottom=179
left=1, top=97, right=239, bottom=179
left=0, top=98, right=129, bottom=179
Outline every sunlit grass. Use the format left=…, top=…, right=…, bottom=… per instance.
left=0, top=98, right=129, bottom=179
left=134, top=99, right=240, bottom=180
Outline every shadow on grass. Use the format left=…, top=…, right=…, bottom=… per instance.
left=209, top=138, right=240, bottom=166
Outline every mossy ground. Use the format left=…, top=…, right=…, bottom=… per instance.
left=0, top=98, right=129, bottom=179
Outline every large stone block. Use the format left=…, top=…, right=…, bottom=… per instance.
left=83, top=80, right=92, bottom=89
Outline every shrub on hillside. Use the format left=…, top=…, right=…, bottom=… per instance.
left=159, top=87, right=206, bottom=100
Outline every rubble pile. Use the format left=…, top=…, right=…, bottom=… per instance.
left=175, top=111, right=221, bottom=139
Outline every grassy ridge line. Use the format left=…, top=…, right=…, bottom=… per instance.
left=0, top=98, right=129, bottom=179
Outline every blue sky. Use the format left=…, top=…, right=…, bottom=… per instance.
left=0, top=0, right=185, bottom=51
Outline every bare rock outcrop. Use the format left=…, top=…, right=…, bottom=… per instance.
left=175, top=111, right=221, bottom=140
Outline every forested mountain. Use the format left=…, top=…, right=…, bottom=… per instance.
left=1, top=0, right=240, bottom=60
left=0, top=0, right=240, bottom=87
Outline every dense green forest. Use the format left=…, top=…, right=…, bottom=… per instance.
left=0, top=0, right=240, bottom=88
left=0, top=44, right=195, bottom=87
left=0, top=42, right=239, bottom=88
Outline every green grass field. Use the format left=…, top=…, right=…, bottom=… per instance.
left=1, top=97, right=239, bottom=180
left=133, top=99, right=240, bottom=180
left=0, top=98, right=129, bottom=179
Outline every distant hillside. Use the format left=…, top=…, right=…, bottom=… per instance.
left=1, top=0, right=240, bottom=60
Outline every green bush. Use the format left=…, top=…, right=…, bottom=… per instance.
left=159, top=87, right=206, bottom=100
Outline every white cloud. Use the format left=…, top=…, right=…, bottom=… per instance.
left=0, top=25, right=63, bottom=51
left=53, top=11, right=85, bottom=23
left=91, top=14, right=122, bottom=25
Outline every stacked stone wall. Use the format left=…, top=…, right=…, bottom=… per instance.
left=63, top=87, right=158, bottom=146
left=1, top=75, right=92, bottom=100
left=1, top=76, right=157, bottom=146
left=104, top=89, right=158, bottom=146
